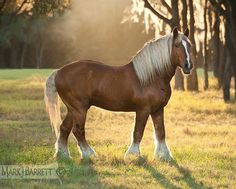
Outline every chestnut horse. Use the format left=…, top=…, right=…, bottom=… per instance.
left=44, top=28, right=193, bottom=161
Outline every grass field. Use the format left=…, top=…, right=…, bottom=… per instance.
left=0, top=69, right=235, bottom=189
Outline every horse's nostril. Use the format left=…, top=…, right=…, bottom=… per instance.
left=184, top=63, right=188, bottom=69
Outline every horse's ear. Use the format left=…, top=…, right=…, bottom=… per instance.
left=184, top=28, right=189, bottom=37
left=173, top=27, right=178, bottom=39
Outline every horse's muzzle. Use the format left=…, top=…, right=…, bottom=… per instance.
left=183, top=61, right=193, bottom=74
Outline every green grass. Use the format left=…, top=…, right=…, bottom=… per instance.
left=196, top=68, right=213, bottom=77
left=0, top=69, right=54, bottom=80
left=0, top=68, right=210, bottom=80
left=0, top=69, right=235, bottom=188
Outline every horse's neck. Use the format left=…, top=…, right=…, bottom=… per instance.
left=163, top=60, right=177, bottom=82
left=153, top=73, right=174, bottom=86
left=127, top=61, right=175, bottom=86
left=167, top=67, right=176, bottom=82
left=154, top=65, right=176, bottom=84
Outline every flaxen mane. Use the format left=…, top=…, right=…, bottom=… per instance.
left=132, top=34, right=174, bottom=85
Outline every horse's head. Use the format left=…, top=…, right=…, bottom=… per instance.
left=171, top=27, right=193, bottom=74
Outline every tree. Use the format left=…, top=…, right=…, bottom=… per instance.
left=210, top=0, right=236, bottom=101
left=203, top=0, right=209, bottom=90
left=186, top=0, right=198, bottom=91
left=0, top=0, right=71, bottom=68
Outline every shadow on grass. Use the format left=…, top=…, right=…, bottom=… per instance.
left=134, top=157, right=211, bottom=189
left=57, top=158, right=126, bottom=188
left=135, top=157, right=181, bottom=189
left=56, top=158, right=104, bottom=188
left=170, top=160, right=212, bottom=189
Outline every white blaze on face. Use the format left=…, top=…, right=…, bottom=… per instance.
left=182, top=40, right=191, bottom=69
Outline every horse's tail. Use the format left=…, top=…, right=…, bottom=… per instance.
left=44, top=70, right=61, bottom=138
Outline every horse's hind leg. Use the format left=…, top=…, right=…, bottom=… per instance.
left=72, top=108, right=96, bottom=159
left=55, top=112, right=73, bottom=159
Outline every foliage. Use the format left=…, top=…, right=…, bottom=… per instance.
left=33, top=0, right=70, bottom=16
left=0, top=0, right=71, bottom=68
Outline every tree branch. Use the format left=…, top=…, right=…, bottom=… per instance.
left=209, top=0, right=225, bottom=16
left=14, top=0, right=29, bottom=15
left=143, top=0, right=172, bottom=26
left=160, top=0, right=172, bottom=14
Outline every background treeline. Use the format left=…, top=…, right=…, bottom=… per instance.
left=0, top=0, right=153, bottom=68
left=0, top=0, right=71, bottom=68
left=0, top=0, right=236, bottom=101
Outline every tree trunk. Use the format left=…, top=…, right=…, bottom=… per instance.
left=229, top=1, right=236, bottom=99
left=0, top=47, right=5, bottom=68
left=223, top=16, right=232, bottom=101
left=218, top=43, right=226, bottom=88
left=35, top=45, right=41, bottom=69
left=20, top=42, right=27, bottom=68
left=209, top=0, right=236, bottom=100
left=10, top=46, right=18, bottom=68
left=39, top=44, right=44, bottom=68
left=181, top=0, right=187, bottom=30
left=172, top=0, right=185, bottom=90
left=212, top=11, right=220, bottom=79
left=187, top=0, right=198, bottom=91
left=234, top=75, right=236, bottom=100
left=171, top=0, right=180, bottom=28
left=208, top=8, right=213, bottom=39
left=223, top=1, right=236, bottom=101
left=35, top=30, right=45, bottom=69
left=204, top=0, right=209, bottom=90
left=223, top=51, right=231, bottom=101
left=4, top=48, right=11, bottom=68
left=182, top=0, right=189, bottom=95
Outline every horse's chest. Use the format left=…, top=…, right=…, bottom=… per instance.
left=150, top=87, right=171, bottom=110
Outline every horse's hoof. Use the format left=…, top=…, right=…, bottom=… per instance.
left=81, top=147, right=97, bottom=159
left=54, top=151, right=72, bottom=161
left=124, top=151, right=141, bottom=161
left=154, top=152, right=173, bottom=162
left=154, top=142, right=173, bottom=161
left=124, top=143, right=140, bottom=160
left=124, top=153, right=146, bottom=165
left=124, top=153, right=140, bottom=159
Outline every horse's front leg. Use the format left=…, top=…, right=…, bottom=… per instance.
left=151, top=108, right=173, bottom=161
left=124, top=111, right=149, bottom=159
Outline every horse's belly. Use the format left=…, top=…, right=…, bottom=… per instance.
left=91, top=95, right=136, bottom=112
left=93, top=104, right=134, bottom=112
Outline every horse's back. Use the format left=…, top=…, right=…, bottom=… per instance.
left=55, top=60, right=138, bottom=110
left=59, top=60, right=118, bottom=74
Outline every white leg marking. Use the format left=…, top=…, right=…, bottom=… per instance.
left=54, top=138, right=70, bottom=158
left=79, top=144, right=97, bottom=159
left=182, top=40, right=191, bottom=69
left=124, top=143, right=140, bottom=159
left=154, top=139, right=173, bottom=161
